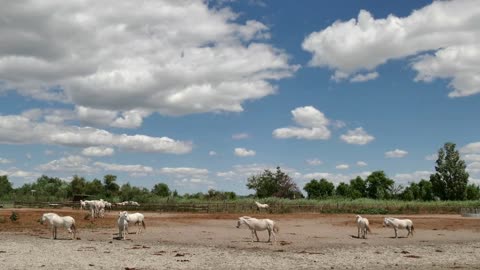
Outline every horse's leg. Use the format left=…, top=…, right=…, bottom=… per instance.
left=54, top=227, right=57, bottom=239
left=394, top=228, right=398, bottom=238
left=254, top=230, right=260, bottom=242
left=267, top=229, right=271, bottom=242
left=250, top=230, right=255, bottom=242
left=357, top=226, right=360, bottom=238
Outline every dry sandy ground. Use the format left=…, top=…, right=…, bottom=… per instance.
left=1, top=209, right=480, bottom=269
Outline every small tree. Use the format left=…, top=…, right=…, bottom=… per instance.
left=0, top=175, right=13, bottom=197
left=466, top=184, right=480, bottom=200
left=430, top=142, right=469, bottom=200
left=85, top=179, right=104, bottom=197
left=304, top=178, right=334, bottom=199
left=152, top=183, right=171, bottom=197
left=70, top=175, right=86, bottom=197
left=103, top=174, right=120, bottom=198
left=366, top=171, right=394, bottom=199
left=246, top=167, right=300, bottom=198
left=349, top=176, right=367, bottom=198
left=335, top=182, right=350, bottom=197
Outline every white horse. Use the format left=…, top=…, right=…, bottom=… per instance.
left=236, top=216, right=279, bottom=243
left=355, top=215, right=371, bottom=239
left=40, top=213, right=76, bottom=240
left=254, top=201, right=269, bottom=211
left=120, top=211, right=146, bottom=234
left=79, top=200, right=86, bottom=210
left=383, top=217, right=414, bottom=238
left=117, top=211, right=129, bottom=240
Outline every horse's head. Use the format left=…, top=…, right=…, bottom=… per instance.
left=40, top=214, right=48, bottom=224
left=355, top=215, right=361, bottom=221
left=119, top=211, right=130, bottom=221
left=236, top=217, right=247, bottom=228
left=383, top=218, right=390, bottom=227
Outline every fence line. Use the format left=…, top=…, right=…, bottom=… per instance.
left=461, top=208, right=480, bottom=217
left=7, top=200, right=474, bottom=214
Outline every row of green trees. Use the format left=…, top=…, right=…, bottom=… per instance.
left=0, top=142, right=478, bottom=202
left=0, top=174, right=175, bottom=202
left=246, top=143, right=480, bottom=201
left=0, top=173, right=238, bottom=202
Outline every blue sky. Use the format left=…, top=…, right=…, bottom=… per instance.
left=1, top=0, right=480, bottom=194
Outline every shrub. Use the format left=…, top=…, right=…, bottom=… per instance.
left=9, top=211, right=18, bottom=222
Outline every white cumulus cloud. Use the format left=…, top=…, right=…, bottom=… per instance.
left=81, top=147, right=114, bottom=157
left=302, top=0, right=480, bottom=97
left=0, top=0, right=297, bottom=117
left=356, top=161, right=368, bottom=167
left=234, top=147, right=256, bottom=157
left=273, top=106, right=331, bottom=140
left=340, top=127, right=375, bottom=145
left=336, top=164, right=349, bottom=170
left=37, top=155, right=95, bottom=173
left=0, top=114, right=192, bottom=154
left=385, top=149, right=408, bottom=158
left=306, top=158, right=323, bottom=166
left=94, top=162, right=153, bottom=175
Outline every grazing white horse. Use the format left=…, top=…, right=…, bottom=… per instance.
left=254, top=201, right=269, bottom=211
left=40, top=213, right=76, bottom=240
left=117, top=211, right=129, bottom=240
left=120, top=211, right=146, bottom=234
left=236, top=216, right=279, bottom=243
left=383, top=217, right=414, bottom=238
left=355, top=215, right=371, bottom=239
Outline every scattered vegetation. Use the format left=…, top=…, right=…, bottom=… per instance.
left=9, top=211, right=18, bottom=222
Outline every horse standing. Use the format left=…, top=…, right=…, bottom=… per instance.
left=117, top=211, right=129, bottom=240
left=120, top=211, right=146, bottom=234
left=236, top=216, right=279, bottom=243
left=355, top=215, right=371, bottom=239
left=40, top=213, right=76, bottom=240
left=383, top=217, right=414, bottom=238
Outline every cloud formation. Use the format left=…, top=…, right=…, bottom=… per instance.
left=0, top=0, right=297, bottom=119
left=340, top=127, right=375, bottom=145
left=234, top=148, right=256, bottom=157
left=385, top=149, right=408, bottom=158
left=82, top=147, right=115, bottom=157
left=302, top=0, right=480, bottom=97
left=273, top=106, right=331, bottom=140
left=0, top=115, right=192, bottom=154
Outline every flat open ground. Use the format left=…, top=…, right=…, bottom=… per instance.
left=1, top=208, right=480, bottom=269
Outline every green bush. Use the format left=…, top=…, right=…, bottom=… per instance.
left=9, top=211, right=18, bottom=222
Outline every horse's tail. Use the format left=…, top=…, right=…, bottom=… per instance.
left=366, top=223, right=371, bottom=233
left=273, top=223, right=279, bottom=233
left=142, top=220, right=146, bottom=230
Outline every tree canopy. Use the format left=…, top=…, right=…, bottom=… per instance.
left=304, top=178, right=334, bottom=199
left=246, top=167, right=301, bottom=198
left=430, top=142, right=469, bottom=200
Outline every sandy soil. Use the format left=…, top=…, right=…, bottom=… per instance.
left=1, top=208, right=480, bottom=269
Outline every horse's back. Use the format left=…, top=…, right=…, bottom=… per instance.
left=63, top=216, right=75, bottom=223
left=128, top=212, right=144, bottom=222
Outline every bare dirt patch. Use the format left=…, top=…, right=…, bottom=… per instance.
left=1, top=208, right=480, bottom=269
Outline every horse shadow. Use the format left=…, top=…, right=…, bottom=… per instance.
left=39, top=236, right=74, bottom=241
left=113, top=236, right=132, bottom=241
